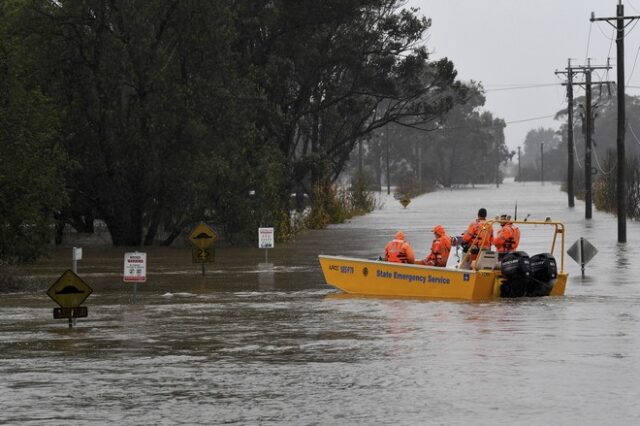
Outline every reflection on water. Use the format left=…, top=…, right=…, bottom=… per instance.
left=1, top=180, right=640, bottom=425
left=616, top=242, right=629, bottom=268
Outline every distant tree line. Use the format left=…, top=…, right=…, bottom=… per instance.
left=515, top=127, right=564, bottom=182
left=1, top=0, right=508, bottom=263
left=352, top=83, right=511, bottom=192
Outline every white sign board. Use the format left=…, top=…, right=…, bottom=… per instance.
left=72, top=247, right=83, bottom=261
left=258, top=227, right=275, bottom=249
left=124, top=252, right=147, bottom=283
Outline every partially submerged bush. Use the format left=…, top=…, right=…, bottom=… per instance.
left=0, top=267, right=47, bottom=293
left=306, top=174, right=381, bottom=229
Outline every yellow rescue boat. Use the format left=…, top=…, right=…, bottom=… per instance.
left=319, top=219, right=568, bottom=300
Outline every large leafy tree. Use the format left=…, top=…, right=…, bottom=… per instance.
left=235, top=0, right=462, bottom=205
left=3, top=0, right=474, bottom=250
left=0, top=0, right=68, bottom=262
left=24, top=0, right=250, bottom=245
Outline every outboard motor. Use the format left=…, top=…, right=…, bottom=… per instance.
left=499, top=251, right=531, bottom=297
left=527, top=253, right=557, bottom=296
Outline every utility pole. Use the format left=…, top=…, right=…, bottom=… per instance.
left=555, top=59, right=575, bottom=207
left=591, top=1, right=638, bottom=242
left=540, top=141, right=544, bottom=184
left=585, top=68, right=593, bottom=219
left=386, top=127, right=390, bottom=195
left=517, top=146, right=521, bottom=181
left=556, top=60, right=612, bottom=220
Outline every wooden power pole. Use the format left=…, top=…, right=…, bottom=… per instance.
left=591, top=1, right=639, bottom=242
left=556, top=60, right=612, bottom=220
left=555, top=59, right=576, bottom=207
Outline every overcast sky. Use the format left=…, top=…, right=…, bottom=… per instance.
left=408, top=0, right=640, bottom=150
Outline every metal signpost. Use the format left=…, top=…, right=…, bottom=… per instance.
left=72, top=246, right=82, bottom=273
left=567, top=237, right=598, bottom=277
left=47, top=270, right=93, bottom=328
left=189, top=223, right=217, bottom=275
left=258, top=227, right=274, bottom=263
left=124, top=252, right=147, bottom=302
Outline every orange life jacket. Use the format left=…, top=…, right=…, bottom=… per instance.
left=426, top=233, right=452, bottom=267
left=385, top=239, right=415, bottom=263
left=463, top=219, right=493, bottom=249
left=494, top=223, right=520, bottom=253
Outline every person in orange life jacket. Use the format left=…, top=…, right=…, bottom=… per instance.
left=415, top=225, right=451, bottom=267
left=460, top=208, right=494, bottom=268
left=462, top=208, right=493, bottom=251
left=383, top=231, right=415, bottom=263
left=493, top=214, right=520, bottom=259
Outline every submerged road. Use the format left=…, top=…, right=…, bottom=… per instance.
left=1, top=180, right=639, bottom=425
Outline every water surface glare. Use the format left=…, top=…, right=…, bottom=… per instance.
left=1, top=180, right=639, bottom=425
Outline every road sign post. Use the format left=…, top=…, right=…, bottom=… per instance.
left=47, top=270, right=93, bottom=328
left=72, top=247, right=82, bottom=274
left=189, top=223, right=217, bottom=276
left=124, top=252, right=147, bottom=303
left=567, top=237, right=598, bottom=277
left=258, top=227, right=274, bottom=263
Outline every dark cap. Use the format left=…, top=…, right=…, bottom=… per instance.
left=478, top=208, right=487, bottom=218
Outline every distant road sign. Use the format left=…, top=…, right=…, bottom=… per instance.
left=47, top=270, right=93, bottom=308
left=258, top=227, right=274, bottom=249
left=192, top=247, right=215, bottom=263
left=124, top=252, right=147, bottom=283
left=72, top=247, right=83, bottom=261
left=189, top=223, right=217, bottom=249
left=567, top=237, right=598, bottom=265
left=53, top=306, right=88, bottom=319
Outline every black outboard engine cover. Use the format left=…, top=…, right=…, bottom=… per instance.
left=500, top=251, right=531, bottom=279
left=499, top=252, right=531, bottom=298
left=530, top=253, right=557, bottom=282
left=525, top=253, right=558, bottom=297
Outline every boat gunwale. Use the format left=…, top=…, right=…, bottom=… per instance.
left=318, top=254, right=476, bottom=274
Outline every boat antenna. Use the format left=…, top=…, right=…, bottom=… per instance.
left=514, top=201, right=518, bottom=221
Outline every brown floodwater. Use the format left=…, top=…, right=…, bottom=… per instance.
left=1, top=180, right=639, bottom=425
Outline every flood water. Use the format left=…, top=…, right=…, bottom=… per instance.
left=1, top=180, right=639, bottom=425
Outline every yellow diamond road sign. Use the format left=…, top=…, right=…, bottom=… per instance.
left=189, top=223, right=217, bottom=249
left=47, top=270, right=93, bottom=308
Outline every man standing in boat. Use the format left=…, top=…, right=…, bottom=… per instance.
left=383, top=231, right=416, bottom=264
left=493, top=214, right=520, bottom=259
left=415, top=225, right=451, bottom=267
left=460, top=208, right=494, bottom=268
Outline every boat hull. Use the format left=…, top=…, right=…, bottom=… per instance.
left=319, top=255, right=567, bottom=301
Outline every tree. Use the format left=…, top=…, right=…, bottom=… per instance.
left=519, top=127, right=562, bottom=181
left=0, top=0, right=68, bottom=262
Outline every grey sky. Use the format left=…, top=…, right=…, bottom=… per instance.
left=408, top=0, right=640, bottom=150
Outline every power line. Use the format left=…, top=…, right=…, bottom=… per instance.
left=628, top=121, right=640, bottom=146
left=505, top=114, right=557, bottom=124
left=595, top=21, right=616, bottom=41
left=574, top=140, right=583, bottom=170
left=483, top=83, right=561, bottom=92
left=628, top=43, right=640, bottom=84
left=585, top=21, right=593, bottom=62
left=592, top=149, right=613, bottom=175
left=396, top=113, right=559, bottom=133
